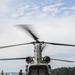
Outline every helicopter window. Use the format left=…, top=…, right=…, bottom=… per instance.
left=39, top=69, right=45, bottom=75
left=30, top=69, right=45, bottom=75
left=29, top=65, right=47, bottom=75
left=31, top=69, right=38, bottom=75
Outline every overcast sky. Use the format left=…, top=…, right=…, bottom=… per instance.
left=0, top=0, right=75, bottom=72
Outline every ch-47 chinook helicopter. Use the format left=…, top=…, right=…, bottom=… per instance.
left=0, top=25, right=75, bottom=75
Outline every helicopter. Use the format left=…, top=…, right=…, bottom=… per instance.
left=0, top=25, right=75, bottom=75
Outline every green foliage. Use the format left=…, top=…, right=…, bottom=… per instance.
left=51, top=67, right=75, bottom=75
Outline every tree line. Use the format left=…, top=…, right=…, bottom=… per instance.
left=51, top=67, right=75, bottom=75
left=0, top=67, right=75, bottom=75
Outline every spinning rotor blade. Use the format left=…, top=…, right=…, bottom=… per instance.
left=17, top=25, right=75, bottom=47
left=51, top=58, right=75, bottom=63
left=0, top=57, right=26, bottom=60
left=17, top=25, right=39, bottom=42
left=41, top=44, right=47, bottom=51
left=44, top=42, right=75, bottom=47
left=0, top=42, right=33, bottom=49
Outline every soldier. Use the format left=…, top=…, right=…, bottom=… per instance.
left=1, top=70, right=4, bottom=75
left=19, top=69, right=22, bottom=75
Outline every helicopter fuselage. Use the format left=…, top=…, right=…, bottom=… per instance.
left=25, top=43, right=51, bottom=75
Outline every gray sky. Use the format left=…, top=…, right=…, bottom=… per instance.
left=0, top=0, right=75, bottom=72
